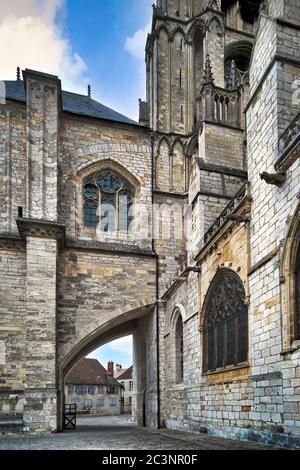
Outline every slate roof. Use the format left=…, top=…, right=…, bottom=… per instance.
left=117, top=366, right=133, bottom=381
left=65, top=358, right=121, bottom=387
left=3, top=80, right=138, bottom=126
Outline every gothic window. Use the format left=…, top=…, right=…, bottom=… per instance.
left=83, top=170, right=134, bottom=232
left=295, top=239, right=300, bottom=340
left=203, top=269, right=248, bottom=373
left=175, top=312, right=184, bottom=383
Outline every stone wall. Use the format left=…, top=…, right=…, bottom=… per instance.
left=0, top=239, right=26, bottom=414
left=0, top=104, right=26, bottom=234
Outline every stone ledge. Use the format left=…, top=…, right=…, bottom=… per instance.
left=65, top=237, right=157, bottom=258
left=16, top=218, right=65, bottom=246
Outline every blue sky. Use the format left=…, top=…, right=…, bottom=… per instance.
left=87, top=335, right=133, bottom=370
left=0, top=0, right=153, bottom=119
left=64, top=0, right=152, bottom=119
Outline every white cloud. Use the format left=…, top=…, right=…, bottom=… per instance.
left=125, top=20, right=152, bottom=62
left=0, top=0, right=88, bottom=93
left=109, top=336, right=133, bottom=355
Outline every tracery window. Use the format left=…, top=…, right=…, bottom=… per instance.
left=83, top=170, right=134, bottom=232
left=203, top=269, right=248, bottom=373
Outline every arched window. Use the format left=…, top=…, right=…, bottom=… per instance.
left=193, top=28, right=204, bottom=104
left=83, top=170, right=134, bottom=232
left=295, top=240, right=300, bottom=340
left=203, top=269, right=248, bottom=373
left=174, top=312, right=184, bottom=383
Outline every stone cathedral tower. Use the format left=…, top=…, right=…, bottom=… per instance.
left=144, top=0, right=259, bottom=290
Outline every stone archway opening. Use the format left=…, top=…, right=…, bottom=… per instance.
left=58, top=305, right=158, bottom=433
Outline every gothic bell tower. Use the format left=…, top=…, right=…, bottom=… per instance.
left=145, top=0, right=262, bottom=288
left=145, top=0, right=226, bottom=135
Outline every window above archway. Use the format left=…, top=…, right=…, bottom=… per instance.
left=203, top=269, right=248, bottom=373
left=83, top=170, right=134, bottom=232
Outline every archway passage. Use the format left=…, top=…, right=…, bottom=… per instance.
left=64, top=336, right=133, bottom=432
left=58, top=305, right=158, bottom=433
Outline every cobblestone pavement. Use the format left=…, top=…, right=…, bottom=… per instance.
left=0, top=415, right=275, bottom=450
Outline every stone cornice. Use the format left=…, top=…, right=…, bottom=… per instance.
left=0, top=234, right=24, bottom=251
left=65, top=238, right=157, bottom=259
left=16, top=218, right=65, bottom=246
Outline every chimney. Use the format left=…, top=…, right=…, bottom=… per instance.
left=107, top=361, right=114, bottom=375
left=139, top=99, right=149, bottom=126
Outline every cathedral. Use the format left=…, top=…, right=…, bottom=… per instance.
left=0, top=0, right=300, bottom=448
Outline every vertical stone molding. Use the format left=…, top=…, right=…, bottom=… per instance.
left=24, top=70, right=61, bottom=222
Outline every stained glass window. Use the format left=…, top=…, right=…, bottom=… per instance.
left=83, top=170, right=134, bottom=232
left=204, top=269, right=248, bottom=373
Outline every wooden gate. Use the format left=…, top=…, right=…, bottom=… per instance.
left=64, top=404, right=77, bottom=430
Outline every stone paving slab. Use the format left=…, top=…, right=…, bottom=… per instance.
left=0, top=415, right=277, bottom=451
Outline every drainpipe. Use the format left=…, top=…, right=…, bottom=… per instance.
left=151, top=134, right=161, bottom=429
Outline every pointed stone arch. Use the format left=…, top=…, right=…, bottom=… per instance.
left=187, top=18, right=206, bottom=43
left=170, top=27, right=187, bottom=43
left=207, top=14, right=225, bottom=34
left=155, top=24, right=171, bottom=42
left=201, top=268, right=248, bottom=372
left=170, top=307, right=185, bottom=384
left=171, top=139, right=186, bottom=192
left=280, top=201, right=300, bottom=349
left=156, top=137, right=171, bottom=190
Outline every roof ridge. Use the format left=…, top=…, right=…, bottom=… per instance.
left=3, top=80, right=139, bottom=126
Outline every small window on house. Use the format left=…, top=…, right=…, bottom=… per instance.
left=98, top=385, right=104, bottom=395
left=70, top=399, right=79, bottom=406
left=83, top=170, right=134, bottom=232
left=129, top=381, right=133, bottom=391
left=203, top=269, right=248, bottom=373
left=84, top=399, right=92, bottom=409
left=97, top=399, right=104, bottom=407
left=68, top=385, right=77, bottom=395
left=109, top=397, right=117, bottom=407
left=108, top=386, right=116, bottom=395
